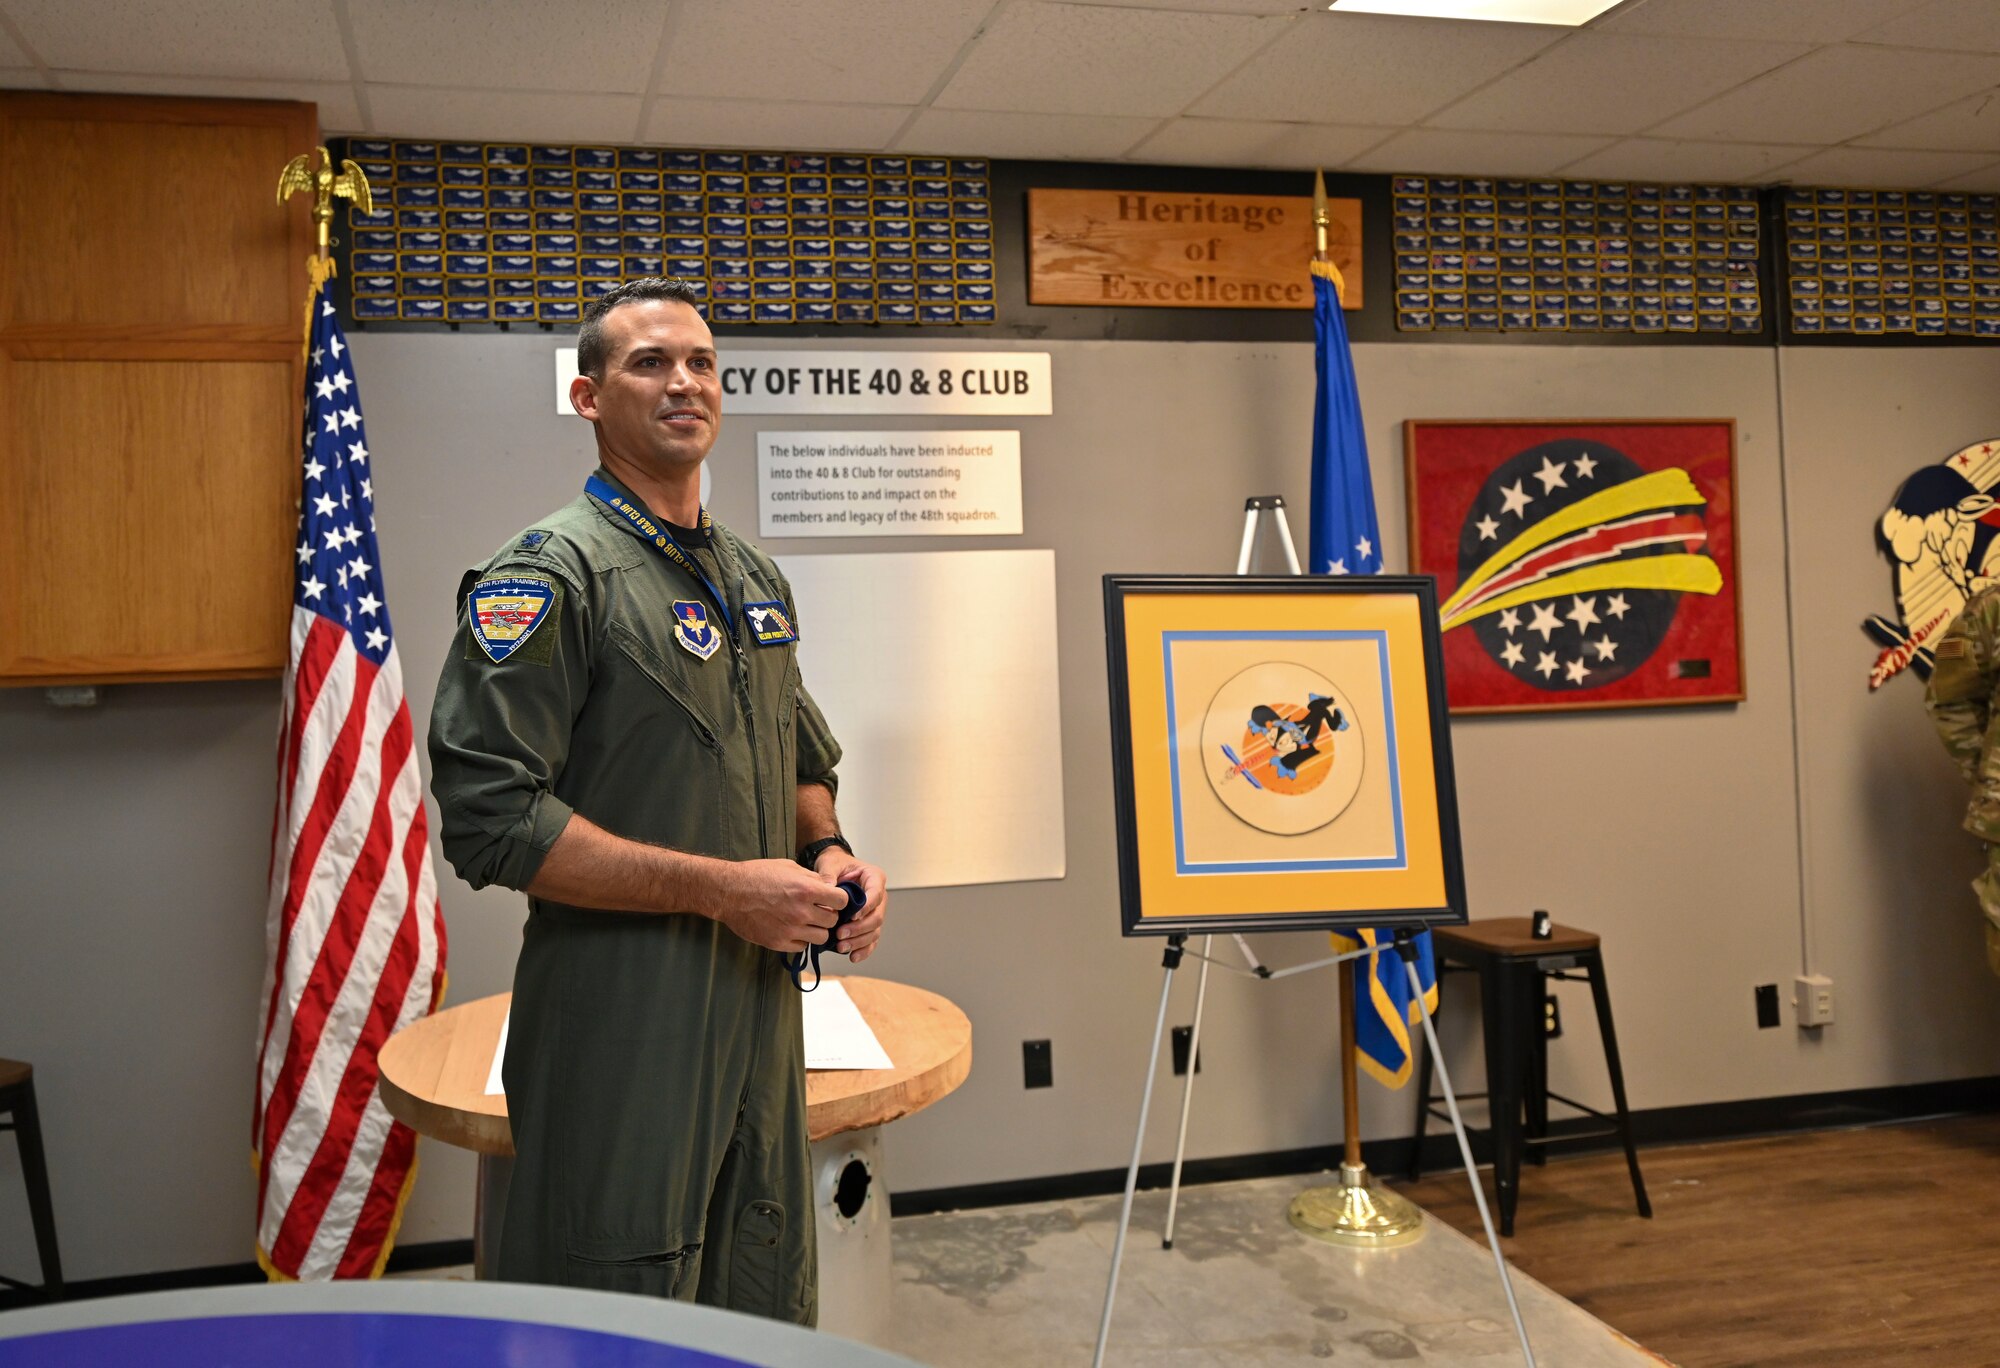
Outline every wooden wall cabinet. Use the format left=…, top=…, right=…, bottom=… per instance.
left=0, top=93, right=316, bottom=686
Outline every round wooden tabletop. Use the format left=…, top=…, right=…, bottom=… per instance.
left=377, top=978, right=972, bottom=1157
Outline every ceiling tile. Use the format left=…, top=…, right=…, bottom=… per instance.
left=347, top=0, right=662, bottom=93
left=1127, top=117, right=1394, bottom=169
left=1648, top=43, right=2000, bottom=144
left=1555, top=136, right=1816, bottom=182
left=1856, top=90, right=2000, bottom=151
left=1930, top=158, right=2000, bottom=190
left=4, top=0, right=350, bottom=80
left=1769, top=144, right=1999, bottom=187
left=894, top=107, right=1163, bottom=161
left=1597, top=0, right=1930, bottom=44
left=657, top=0, right=992, bottom=105
left=364, top=86, right=643, bottom=145
left=0, top=69, right=51, bottom=89
left=934, top=3, right=1289, bottom=118
left=1345, top=127, right=1617, bottom=175
left=47, top=73, right=363, bottom=129
left=1428, top=33, right=1810, bottom=135
left=1854, top=0, right=2000, bottom=53
left=642, top=99, right=912, bottom=152
left=1191, top=12, right=1564, bottom=124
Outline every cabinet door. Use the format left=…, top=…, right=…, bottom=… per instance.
left=0, top=93, right=316, bottom=685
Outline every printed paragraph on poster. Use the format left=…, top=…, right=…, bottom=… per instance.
left=758, top=430, right=1023, bottom=537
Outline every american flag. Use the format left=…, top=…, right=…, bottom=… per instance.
left=254, top=287, right=446, bottom=1280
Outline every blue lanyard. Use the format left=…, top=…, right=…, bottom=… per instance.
left=584, top=474, right=735, bottom=636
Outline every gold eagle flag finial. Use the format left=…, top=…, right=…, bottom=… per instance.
left=278, top=145, right=372, bottom=348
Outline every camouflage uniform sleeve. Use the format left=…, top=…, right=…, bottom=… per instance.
left=427, top=556, right=590, bottom=891
left=1925, top=595, right=1997, bottom=786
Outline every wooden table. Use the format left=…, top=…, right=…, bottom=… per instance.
left=376, top=977, right=971, bottom=1338
left=377, top=977, right=973, bottom=1154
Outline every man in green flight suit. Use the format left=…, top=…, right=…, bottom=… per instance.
left=1923, top=581, right=2000, bottom=979
left=428, top=277, right=887, bottom=1323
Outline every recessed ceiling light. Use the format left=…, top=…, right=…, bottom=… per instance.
left=1328, top=0, right=1622, bottom=24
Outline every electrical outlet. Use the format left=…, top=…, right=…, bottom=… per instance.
left=1022, top=1039, right=1053, bottom=1089
left=1170, top=1025, right=1203, bottom=1076
left=1755, top=983, right=1780, bottom=1029
left=1795, top=975, right=1834, bottom=1028
left=1543, top=993, right=1562, bottom=1039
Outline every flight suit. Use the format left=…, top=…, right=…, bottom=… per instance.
left=1922, top=581, right=2000, bottom=979
left=427, top=467, right=841, bottom=1322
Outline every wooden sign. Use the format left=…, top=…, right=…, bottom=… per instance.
left=1028, top=188, right=1362, bottom=311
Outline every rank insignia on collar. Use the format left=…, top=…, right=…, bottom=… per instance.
left=673, top=600, right=721, bottom=660
left=468, top=576, right=555, bottom=662
left=743, top=600, right=798, bottom=646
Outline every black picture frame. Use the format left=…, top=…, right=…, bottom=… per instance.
left=1104, top=573, right=1468, bottom=937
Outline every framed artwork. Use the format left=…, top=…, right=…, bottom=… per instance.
left=1104, top=575, right=1467, bottom=937
left=1406, top=419, right=1744, bottom=714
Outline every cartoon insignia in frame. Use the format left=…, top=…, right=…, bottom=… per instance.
left=1199, top=663, right=1366, bottom=837
left=1867, top=438, right=2000, bottom=688
left=1218, top=695, right=1351, bottom=793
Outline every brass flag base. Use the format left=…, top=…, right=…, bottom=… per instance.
left=1288, top=1162, right=1425, bottom=1249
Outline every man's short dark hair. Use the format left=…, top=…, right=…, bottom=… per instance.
left=577, top=277, right=704, bottom=380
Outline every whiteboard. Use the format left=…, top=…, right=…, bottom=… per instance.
left=776, top=549, right=1066, bottom=890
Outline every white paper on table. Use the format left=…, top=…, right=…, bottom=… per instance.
left=482, top=981, right=890, bottom=1088
left=802, top=979, right=894, bottom=1071
left=485, top=1011, right=510, bottom=1096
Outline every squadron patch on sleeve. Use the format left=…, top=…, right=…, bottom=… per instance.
left=743, top=600, right=799, bottom=646
left=468, top=575, right=558, bottom=663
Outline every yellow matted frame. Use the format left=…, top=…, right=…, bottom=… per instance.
left=1104, top=574, right=1468, bottom=936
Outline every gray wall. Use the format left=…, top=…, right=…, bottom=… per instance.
left=4, top=333, right=1999, bottom=1281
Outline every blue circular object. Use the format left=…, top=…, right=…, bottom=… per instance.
left=0, top=1313, right=753, bottom=1368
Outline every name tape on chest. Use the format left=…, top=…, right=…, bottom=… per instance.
left=469, top=576, right=557, bottom=661
left=743, top=600, right=799, bottom=646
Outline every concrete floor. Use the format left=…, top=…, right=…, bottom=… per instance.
left=397, top=1172, right=1669, bottom=1365
left=877, top=1174, right=1671, bottom=1367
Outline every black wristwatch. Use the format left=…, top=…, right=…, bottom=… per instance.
left=798, top=834, right=854, bottom=869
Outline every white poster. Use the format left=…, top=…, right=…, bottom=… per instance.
left=556, top=348, right=1052, bottom=416
left=759, top=430, right=1022, bottom=538
left=777, top=549, right=1066, bottom=891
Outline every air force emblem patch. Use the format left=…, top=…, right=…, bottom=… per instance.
left=469, top=576, right=556, bottom=662
left=744, top=600, right=798, bottom=646
left=673, top=600, right=721, bottom=660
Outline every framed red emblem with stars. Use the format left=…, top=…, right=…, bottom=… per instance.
left=1406, top=419, right=1744, bottom=715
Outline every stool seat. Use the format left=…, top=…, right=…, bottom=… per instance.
left=0, top=1060, right=30, bottom=1091
left=1410, top=917, right=1649, bottom=1236
left=1434, top=918, right=1599, bottom=959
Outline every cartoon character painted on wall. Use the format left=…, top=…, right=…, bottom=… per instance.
left=1866, top=438, right=2000, bottom=688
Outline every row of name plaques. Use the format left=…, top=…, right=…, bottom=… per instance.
left=333, top=139, right=998, bottom=326
left=1389, top=175, right=1763, bottom=334
left=1782, top=187, right=2000, bottom=336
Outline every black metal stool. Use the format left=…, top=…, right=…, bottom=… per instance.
left=1408, top=917, right=1649, bottom=1236
left=0, top=1058, right=62, bottom=1300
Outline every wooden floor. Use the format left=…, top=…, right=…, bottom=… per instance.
left=1392, top=1113, right=2000, bottom=1368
